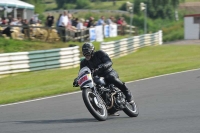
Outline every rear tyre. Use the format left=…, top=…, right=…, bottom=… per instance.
left=82, top=88, right=108, bottom=121
left=123, top=100, right=139, bottom=117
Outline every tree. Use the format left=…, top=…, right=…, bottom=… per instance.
left=55, top=0, right=66, bottom=9
left=55, top=0, right=77, bottom=8
left=21, top=0, right=44, bottom=14
left=76, top=0, right=90, bottom=9
left=113, top=0, right=116, bottom=6
left=134, top=0, right=184, bottom=19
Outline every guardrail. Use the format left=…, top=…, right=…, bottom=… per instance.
left=0, top=46, right=80, bottom=75
left=0, top=31, right=162, bottom=76
left=100, top=30, right=162, bottom=58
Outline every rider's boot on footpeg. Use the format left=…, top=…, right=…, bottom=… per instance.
left=124, top=90, right=134, bottom=104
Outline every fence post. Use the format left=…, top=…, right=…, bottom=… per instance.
left=159, top=30, right=163, bottom=45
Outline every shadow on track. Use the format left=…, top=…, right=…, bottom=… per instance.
left=6, top=116, right=127, bottom=124
left=12, top=118, right=100, bottom=124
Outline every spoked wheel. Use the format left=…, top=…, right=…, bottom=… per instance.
left=82, top=88, right=108, bottom=121
left=123, top=100, right=139, bottom=117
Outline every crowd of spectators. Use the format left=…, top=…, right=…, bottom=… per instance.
left=0, top=11, right=128, bottom=42
left=55, top=11, right=128, bottom=41
left=55, top=10, right=127, bottom=30
left=0, top=14, right=42, bottom=38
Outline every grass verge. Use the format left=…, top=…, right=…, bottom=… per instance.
left=0, top=35, right=128, bottom=53
left=1, top=44, right=200, bottom=105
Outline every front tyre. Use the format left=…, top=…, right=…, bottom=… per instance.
left=123, top=100, right=139, bottom=117
left=82, top=88, right=108, bottom=121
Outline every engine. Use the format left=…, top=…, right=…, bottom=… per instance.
left=94, top=76, right=126, bottom=111
left=113, top=92, right=126, bottom=110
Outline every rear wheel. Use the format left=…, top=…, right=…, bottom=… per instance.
left=82, top=88, right=108, bottom=121
left=123, top=100, right=139, bottom=117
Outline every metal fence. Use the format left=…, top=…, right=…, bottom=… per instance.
left=101, top=30, right=163, bottom=58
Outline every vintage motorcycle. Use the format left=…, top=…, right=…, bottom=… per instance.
left=74, top=66, right=139, bottom=121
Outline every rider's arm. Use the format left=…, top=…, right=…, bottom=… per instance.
left=97, top=50, right=112, bottom=70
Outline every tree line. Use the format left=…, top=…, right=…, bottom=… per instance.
left=21, top=0, right=44, bottom=14
left=21, top=0, right=185, bottom=19
left=134, top=0, right=185, bottom=19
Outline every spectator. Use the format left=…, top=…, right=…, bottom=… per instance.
left=117, top=17, right=123, bottom=25
left=67, top=13, right=72, bottom=29
left=7, top=15, right=12, bottom=23
left=22, top=19, right=30, bottom=38
left=83, top=19, right=89, bottom=27
left=10, top=18, right=18, bottom=25
left=46, top=13, right=54, bottom=27
left=58, top=11, right=69, bottom=27
left=2, top=22, right=12, bottom=37
left=0, top=17, right=2, bottom=24
left=16, top=18, right=23, bottom=33
left=17, top=17, right=22, bottom=25
left=1, top=17, right=7, bottom=25
left=29, top=17, right=35, bottom=25
left=72, top=18, right=78, bottom=27
left=76, top=18, right=85, bottom=30
left=56, top=13, right=62, bottom=35
left=117, top=17, right=126, bottom=35
left=36, top=20, right=42, bottom=26
left=67, top=13, right=76, bottom=31
left=106, top=16, right=116, bottom=25
left=68, top=13, right=73, bottom=25
left=96, top=16, right=105, bottom=26
left=122, top=17, right=127, bottom=25
left=87, top=17, right=95, bottom=28
left=32, top=13, right=39, bottom=24
left=56, top=14, right=62, bottom=27
left=58, top=10, right=69, bottom=42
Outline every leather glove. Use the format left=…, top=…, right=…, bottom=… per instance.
left=93, top=64, right=104, bottom=76
left=73, top=78, right=79, bottom=87
left=93, top=68, right=99, bottom=76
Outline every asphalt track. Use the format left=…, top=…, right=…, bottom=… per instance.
left=1, top=69, right=200, bottom=133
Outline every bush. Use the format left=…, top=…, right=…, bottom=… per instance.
left=63, top=4, right=76, bottom=10
left=76, top=0, right=91, bottom=9
left=119, top=3, right=126, bottom=11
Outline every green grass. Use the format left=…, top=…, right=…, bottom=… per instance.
left=89, top=1, right=126, bottom=10
left=184, top=0, right=200, bottom=2
left=1, top=45, right=200, bottom=105
left=0, top=35, right=128, bottom=53
left=42, top=0, right=126, bottom=11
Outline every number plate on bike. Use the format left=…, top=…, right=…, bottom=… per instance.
left=78, top=74, right=92, bottom=86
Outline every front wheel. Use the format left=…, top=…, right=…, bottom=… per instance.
left=82, top=88, right=108, bottom=121
left=123, top=100, right=139, bottom=117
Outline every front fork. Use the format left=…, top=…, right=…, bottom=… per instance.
left=92, top=87, right=107, bottom=108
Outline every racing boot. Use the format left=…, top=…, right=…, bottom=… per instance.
left=121, top=83, right=134, bottom=103
left=124, top=90, right=134, bottom=103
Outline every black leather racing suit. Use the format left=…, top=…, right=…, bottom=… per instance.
left=80, top=50, right=132, bottom=101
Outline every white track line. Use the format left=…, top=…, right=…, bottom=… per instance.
left=1, top=68, right=200, bottom=108
left=126, top=68, right=200, bottom=83
left=0, top=91, right=81, bottom=108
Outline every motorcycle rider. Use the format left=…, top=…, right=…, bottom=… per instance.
left=73, top=42, right=133, bottom=102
